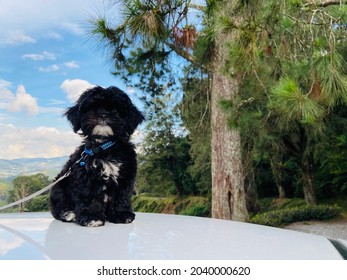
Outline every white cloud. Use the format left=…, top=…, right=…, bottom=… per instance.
left=60, top=79, right=95, bottom=102
left=22, top=51, right=56, bottom=61
left=38, top=64, right=59, bottom=72
left=0, top=79, right=12, bottom=88
left=0, top=113, right=11, bottom=122
left=64, top=61, right=80, bottom=69
left=0, top=124, right=81, bottom=159
left=39, top=107, right=64, bottom=114
left=59, top=22, right=84, bottom=36
left=48, top=99, right=66, bottom=106
left=0, top=81, right=14, bottom=111
left=0, top=1, right=97, bottom=39
left=0, top=236, right=24, bottom=257
left=44, top=31, right=64, bottom=40
left=5, top=30, right=36, bottom=45
left=0, top=80, right=14, bottom=102
left=6, top=85, right=39, bottom=115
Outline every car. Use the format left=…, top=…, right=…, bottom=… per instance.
left=0, top=212, right=346, bottom=260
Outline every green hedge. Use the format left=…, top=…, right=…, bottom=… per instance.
left=250, top=205, right=342, bottom=227
left=132, top=194, right=210, bottom=217
left=180, top=203, right=210, bottom=217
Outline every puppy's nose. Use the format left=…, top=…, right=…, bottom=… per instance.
left=100, top=114, right=107, bottom=120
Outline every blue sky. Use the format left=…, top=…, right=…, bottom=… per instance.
left=0, top=0, right=141, bottom=159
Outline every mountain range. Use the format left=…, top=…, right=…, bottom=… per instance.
left=0, top=157, right=68, bottom=181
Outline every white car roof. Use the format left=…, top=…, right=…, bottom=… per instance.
left=0, top=212, right=344, bottom=260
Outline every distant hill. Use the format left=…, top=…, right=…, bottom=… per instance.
left=0, top=157, right=68, bottom=181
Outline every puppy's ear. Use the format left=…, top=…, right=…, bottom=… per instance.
left=126, top=104, right=145, bottom=135
left=64, top=104, right=81, bottom=133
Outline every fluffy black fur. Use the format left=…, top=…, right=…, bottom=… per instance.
left=49, top=86, right=144, bottom=227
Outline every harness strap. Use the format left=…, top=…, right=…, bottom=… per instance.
left=80, top=141, right=115, bottom=166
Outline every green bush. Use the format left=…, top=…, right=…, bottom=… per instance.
left=251, top=205, right=342, bottom=227
left=179, top=203, right=211, bottom=217
left=26, top=194, right=49, bottom=212
left=132, top=194, right=210, bottom=216
left=132, top=196, right=166, bottom=213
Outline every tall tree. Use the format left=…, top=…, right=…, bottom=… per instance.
left=89, top=0, right=249, bottom=221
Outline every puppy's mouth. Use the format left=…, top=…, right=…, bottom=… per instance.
left=92, top=125, right=114, bottom=137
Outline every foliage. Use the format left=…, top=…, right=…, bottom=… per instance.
left=132, top=194, right=210, bottom=216
left=251, top=205, right=342, bottom=227
left=88, top=0, right=196, bottom=105
left=7, top=173, right=50, bottom=212
left=179, top=203, right=211, bottom=217
left=0, top=181, right=9, bottom=202
left=180, top=67, right=212, bottom=195
left=137, top=135, right=196, bottom=196
left=257, top=197, right=307, bottom=212
left=136, top=91, right=197, bottom=197
left=219, top=0, right=347, bottom=204
left=26, top=194, right=49, bottom=212
left=315, top=107, right=347, bottom=197
left=319, top=195, right=347, bottom=213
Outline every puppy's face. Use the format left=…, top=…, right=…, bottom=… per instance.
left=80, top=106, right=121, bottom=138
left=65, top=86, right=144, bottom=140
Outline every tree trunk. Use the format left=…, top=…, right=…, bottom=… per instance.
left=301, top=151, right=317, bottom=205
left=210, top=0, right=249, bottom=222
left=270, top=155, right=287, bottom=199
left=211, top=70, right=248, bottom=222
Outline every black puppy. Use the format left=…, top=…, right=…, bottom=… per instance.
left=50, top=86, right=144, bottom=227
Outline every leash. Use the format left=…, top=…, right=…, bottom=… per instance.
left=0, top=169, right=71, bottom=212
left=0, top=140, right=116, bottom=212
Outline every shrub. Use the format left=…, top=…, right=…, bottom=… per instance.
left=132, top=194, right=209, bottom=216
left=132, top=195, right=166, bottom=213
left=179, top=203, right=211, bottom=217
left=251, top=205, right=342, bottom=227
left=26, top=194, right=49, bottom=212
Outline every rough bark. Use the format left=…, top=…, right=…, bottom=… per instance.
left=211, top=35, right=249, bottom=221
left=211, top=72, right=248, bottom=221
left=301, top=151, right=317, bottom=205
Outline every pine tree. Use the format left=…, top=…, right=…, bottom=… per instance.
left=89, top=0, right=250, bottom=221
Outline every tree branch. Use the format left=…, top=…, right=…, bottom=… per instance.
left=165, top=41, right=210, bottom=71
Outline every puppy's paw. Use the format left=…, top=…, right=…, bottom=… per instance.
left=86, top=220, right=105, bottom=227
left=77, top=216, right=105, bottom=227
left=61, top=211, right=76, bottom=222
left=108, top=211, right=135, bottom=224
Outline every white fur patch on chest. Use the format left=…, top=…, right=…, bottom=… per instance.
left=92, top=159, right=122, bottom=182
